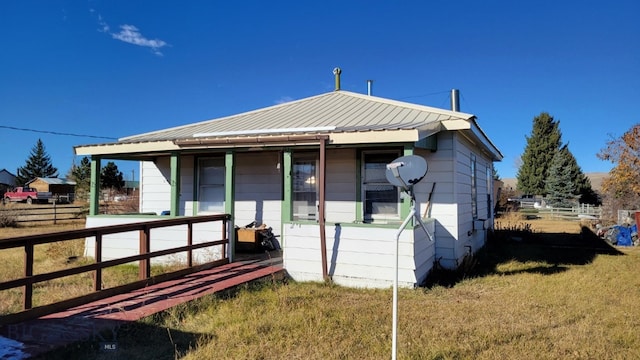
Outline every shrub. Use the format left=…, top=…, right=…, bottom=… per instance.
left=0, top=210, right=18, bottom=228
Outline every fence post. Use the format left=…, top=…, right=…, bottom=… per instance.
left=24, top=242, right=34, bottom=310
left=187, top=222, right=193, bottom=268
left=53, top=201, right=57, bottom=225
left=139, top=226, right=151, bottom=280
left=94, top=234, right=102, bottom=291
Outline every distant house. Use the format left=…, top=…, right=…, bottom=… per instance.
left=74, top=76, right=502, bottom=288
left=123, top=180, right=139, bottom=197
left=27, top=177, right=76, bottom=203
left=0, top=169, right=16, bottom=195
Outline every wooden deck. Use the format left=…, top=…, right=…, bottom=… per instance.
left=0, top=252, right=283, bottom=359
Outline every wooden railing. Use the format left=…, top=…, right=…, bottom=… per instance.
left=0, top=214, right=230, bottom=325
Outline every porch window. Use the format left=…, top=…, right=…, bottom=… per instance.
left=471, top=154, right=477, bottom=219
left=362, top=151, right=400, bottom=222
left=197, top=157, right=225, bottom=213
left=292, top=154, right=317, bottom=220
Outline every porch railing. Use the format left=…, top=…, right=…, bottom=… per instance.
left=0, top=214, right=230, bottom=325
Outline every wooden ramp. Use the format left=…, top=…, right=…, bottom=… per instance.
left=0, top=255, right=283, bottom=359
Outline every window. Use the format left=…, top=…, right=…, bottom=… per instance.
left=197, top=157, right=225, bottom=213
left=292, top=154, right=317, bottom=220
left=363, top=151, right=400, bottom=222
left=471, top=154, right=477, bottom=219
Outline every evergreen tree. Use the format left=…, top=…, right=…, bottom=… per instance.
left=516, top=112, right=562, bottom=196
left=559, top=145, right=600, bottom=205
left=492, top=168, right=501, bottom=181
left=70, top=157, right=92, bottom=187
left=16, top=138, right=58, bottom=186
left=69, top=156, right=92, bottom=201
left=545, top=149, right=576, bottom=207
left=100, top=162, right=124, bottom=190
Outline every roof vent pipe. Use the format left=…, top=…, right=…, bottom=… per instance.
left=367, top=79, right=373, bottom=96
left=333, top=67, right=342, bottom=91
left=450, top=89, right=460, bottom=112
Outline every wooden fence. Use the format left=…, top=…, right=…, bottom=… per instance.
left=0, top=214, right=230, bottom=326
left=536, top=204, right=602, bottom=220
left=0, top=204, right=86, bottom=224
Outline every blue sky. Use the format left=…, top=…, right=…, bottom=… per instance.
left=1, top=0, right=638, bottom=181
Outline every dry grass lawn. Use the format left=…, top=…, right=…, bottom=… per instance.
left=23, top=213, right=640, bottom=360
left=0, top=221, right=176, bottom=314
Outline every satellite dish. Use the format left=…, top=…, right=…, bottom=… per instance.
left=385, top=155, right=428, bottom=191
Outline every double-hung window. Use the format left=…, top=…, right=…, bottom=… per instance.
left=362, top=151, right=401, bottom=222
left=292, top=154, right=318, bottom=221
left=197, top=157, right=225, bottom=214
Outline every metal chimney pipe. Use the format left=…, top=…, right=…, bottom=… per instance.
left=451, top=89, right=460, bottom=111
left=367, top=80, right=373, bottom=96
left=333, top=67, right=342, bottom=91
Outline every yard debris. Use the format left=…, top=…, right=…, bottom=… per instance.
left=596, top=222, right=638, bottom=247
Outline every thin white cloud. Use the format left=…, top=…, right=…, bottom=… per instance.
left=275, top=96, right=294, bottom=104
left=111, top=24, right=167, bottom=56
left=97, top=15, right=110, bottom=33
left=91, top=10, right=168, bottom=56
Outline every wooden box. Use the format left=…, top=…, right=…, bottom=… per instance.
left=235, top=228, right=261, bottom=252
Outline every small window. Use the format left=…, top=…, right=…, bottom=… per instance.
left=362, top=151, right=400, bottom=222
left=198, top=157, right=225, bottom=214
left=292, top=154, right=318, bottom=221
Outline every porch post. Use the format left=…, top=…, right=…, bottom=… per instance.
left=225, top=151, right=235, bottom=261
left=319, top=139, right=328, bottom=281
left=89, top=156, right=101, bottom=216
left=282, top=150, right=292, bottom=223
left=170, top=152, right=181, bottom=216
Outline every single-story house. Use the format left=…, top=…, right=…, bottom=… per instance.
left=0, top=169, right=16, bottom=195
left=27, top=177, right=76, bottom=203
left=74, top=75, right=502, bottom=288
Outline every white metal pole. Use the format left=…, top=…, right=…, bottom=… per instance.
left=392, top=206, right=416, bottom=360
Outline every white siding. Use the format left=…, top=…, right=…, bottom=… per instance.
left=416, top=133, right=461, bottom=269
left=283, top=221, right=435, bottom=288
left=445, top=133, right=496, bottom=267
left=140, top=156, right=195, bottom=216
left=140, top=159, right=171, bottom=215
left=83, top=216, right=226, bottom=265
left=234, top=152, right=283, bottom=236
left=325, top=148, right=357, bottom=223
left=180, top=156, right=195, bottom=216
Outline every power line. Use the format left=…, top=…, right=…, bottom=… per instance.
left=0, top=125, right=117, bottom=140
left=397, top=90, right=451, bottom=101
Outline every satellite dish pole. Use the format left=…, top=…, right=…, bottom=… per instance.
left=385, top=155, right=433, bottom=360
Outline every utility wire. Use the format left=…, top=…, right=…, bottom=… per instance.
left=397, top=90, right=451, bottom=101
left=0, top=125, right=117, bottom=140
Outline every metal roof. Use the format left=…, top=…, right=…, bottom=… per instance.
left=75, top=90, right=502, bottom=161
left=27, top=178, right=77, bottom=186
left=119, top=90, right=475, bottom=143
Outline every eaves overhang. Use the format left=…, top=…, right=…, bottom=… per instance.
left=74, top=141, right=180, bottom=156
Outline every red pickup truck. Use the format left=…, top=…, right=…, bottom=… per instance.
left=3, top=187, right=52, bottom=205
